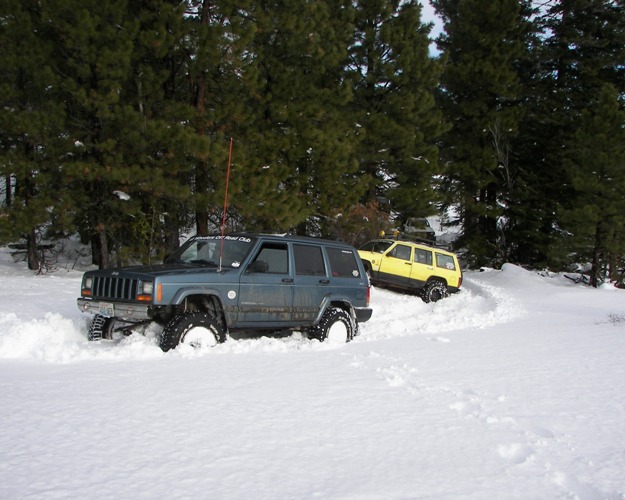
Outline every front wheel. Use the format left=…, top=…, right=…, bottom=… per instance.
left=421, top=280, right=449, bottom=303
left=309, top=307, right=355, bottom=344
left=160, top=312, right=226, bottom=352
left=88, top=314, right=115, bottom=341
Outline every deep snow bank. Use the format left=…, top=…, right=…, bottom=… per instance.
left=0, top=261, right=579, bottom=364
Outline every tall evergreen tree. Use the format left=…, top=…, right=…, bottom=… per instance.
left=181, top=0, right=252, bottom=235
left=561, top=84, right=625, bottom=286
left=42, top=0, right=145, bottom=267
left=121, top=0, right=209, bottom=257
left=513, top=0, right=625, bottom=272
left=216, top=0, right=309, bottom=232
left=0, top=0, right=70, bottom=270
left=349, top=0, right=444, bottom=225
left=532, top=0, right=625, bottom=281
left=222, top=0, right=364, bottom=234
left=502, top=33, right=561, bottom=267
left=288, top=0, right=365, bottom=237
left=47, top=0, right=208, bottom=267
left=433, top=0, right=530, bottom=267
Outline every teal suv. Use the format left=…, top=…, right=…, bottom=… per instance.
left=78, top=234, right=372, bottom=350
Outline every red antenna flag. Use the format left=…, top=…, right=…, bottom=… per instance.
left=218, top=138, right=233, bottom=271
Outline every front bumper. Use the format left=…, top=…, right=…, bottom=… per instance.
left=76, top=298, right=152, bottom=321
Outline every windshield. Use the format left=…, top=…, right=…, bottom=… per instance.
left=165, top=235, right=256, bottom=268
left=360, top=240, right=394, bottom=254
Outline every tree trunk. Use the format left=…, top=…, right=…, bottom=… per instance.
left=26, top=227, right=39, bottom=271
left=4, top=176, right=11, bottom=207
left=90, top=234, right=100, bottom=266
left=196, top=203, right=209, bottom=235
left=93, top=224, right=109, bottom=269
left=164, top=214, right=180, bottom=254
left=590, top=223, right=601, bottom=288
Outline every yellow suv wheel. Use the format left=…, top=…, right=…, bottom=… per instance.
left=421, top=280, right=449, bottom=303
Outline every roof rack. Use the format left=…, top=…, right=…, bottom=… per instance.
left=378, top=232, right=452, bottom=251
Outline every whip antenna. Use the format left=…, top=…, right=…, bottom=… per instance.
left=218, top=137, right=233, bottom=272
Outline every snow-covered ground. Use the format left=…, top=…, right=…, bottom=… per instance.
left=1, top=246, right=624, bottom=499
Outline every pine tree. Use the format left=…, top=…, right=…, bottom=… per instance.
left=349, top=0, right=444, bottom=226
left=46, top=0, right=208, bottom=266
left=40, top=0, right=140, bottom=267
left=433, top=0, right=530, bottom=267
left=222, top=0, right=363, bottom=234
left=0, top=0, right=71, bottom=270
left=286, top=0, right=365, bottom=237
left=118, top=0, right=209, bottom=258
left=179, top=0, right=330, bottom=235
left=514, top=0, right=625, bottom=272
left=181, top=0, right=250, bottom=235
left=561, top=84, right=625, bottom=286
left=489, top=2, right=550, bottom=267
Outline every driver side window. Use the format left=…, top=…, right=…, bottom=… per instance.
left=246, top=243, right=289, bottom=274
left=389, top=244, right=411, bottom=261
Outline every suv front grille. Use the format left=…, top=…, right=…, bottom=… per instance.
left=92, top=276, right=138, bottom=301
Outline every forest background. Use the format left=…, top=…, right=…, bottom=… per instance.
left=1, top=0, right=624, bottom=287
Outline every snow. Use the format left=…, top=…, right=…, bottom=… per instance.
left=113, top=190, right=131, bottom=201
left=1, top=247, right=625, bottom=499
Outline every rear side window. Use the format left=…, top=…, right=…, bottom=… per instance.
left=436, top=253, right=456, bottom=271
left=414, top=248, right=433, bottom=265
left=294, top=244, right=326, bottom=276
left=326, top=247, right=361, bottom=278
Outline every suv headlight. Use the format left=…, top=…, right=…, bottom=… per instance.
left=137, top=281, right=154, bottom=302
left=81, top=276, right=93, bottom=296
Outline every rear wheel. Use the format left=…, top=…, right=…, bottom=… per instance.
left=421, top=280, right=448, bottom=303
left=309, top=307, right=355, bottom=344
left=160, top=312, right=226, bottom=352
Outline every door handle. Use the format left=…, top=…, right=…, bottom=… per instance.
left=282, top=278, right=294, bottom=283
left=319, top=279, right=330, bottom=284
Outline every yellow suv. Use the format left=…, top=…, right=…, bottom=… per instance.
left=358, top=239, right=462, bottom=302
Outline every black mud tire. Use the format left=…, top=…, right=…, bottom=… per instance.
left=160, top=312, right=226, bottom=352
left=88, top=314, right=115, bottom=341
left=309, top=307, right=355, bottom=343
left=421, top=280, right=449, bottom=303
